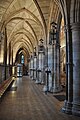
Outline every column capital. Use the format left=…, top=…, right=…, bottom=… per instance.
left=64, top=24, right=71, bottom=32
left=71, top=22, right=80, bottom=31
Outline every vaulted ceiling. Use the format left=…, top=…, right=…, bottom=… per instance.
left=0, top=0, right=61, bottom=61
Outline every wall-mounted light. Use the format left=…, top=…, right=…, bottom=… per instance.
left=49, top=22, right=57, bottom=45
left=39, top=38, right=44, bottom=46
left=38, top=39, right=45, bottom=53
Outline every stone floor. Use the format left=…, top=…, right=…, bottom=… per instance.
left=0, top=76, right=80, bottom=120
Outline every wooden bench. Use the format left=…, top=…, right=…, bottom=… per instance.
left=0, top=76, right=15, bottom=99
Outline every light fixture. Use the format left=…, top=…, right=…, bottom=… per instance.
left=38, top=39, right=45, bottom=53
left=39, top=38, right=44, bottom=46
left=49, top=22, right=57, bottom=45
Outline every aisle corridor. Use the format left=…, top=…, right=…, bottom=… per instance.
left=0, top=77, right=79, bottom=120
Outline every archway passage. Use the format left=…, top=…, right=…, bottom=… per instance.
left=15, top=47, right=29, bottom=77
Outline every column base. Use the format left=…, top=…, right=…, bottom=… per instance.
left=43, top=85, right=48, bottom=92
left=31, top=77, right=34, bottom=80
left=35, top=80, right=41, bottom=84
left=48, top=86, right=54, bottom=93
left=72, top=102, right=80, bottom=116
left=41, top=81, right=44, bottom=85
left=29, top=75, right=31, bottom=77
left=30, top=75, right=32, bottom=78
left=33, top=77, right=36, bottom=80
left=62, top=100, right=72, bottom=115
left=52, top=85, right=62, bottom=93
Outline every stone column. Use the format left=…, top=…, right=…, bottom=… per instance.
left=56, top=42, right=61, bottom=90
left=9, top=42, right=11, bottom=76
left=35, top=53, right=39, bottom=83
left=48, top=45, right=53, bottom=92
left=10, top=49, right=13, bottom=76
left=30, top=56, right=34, bottom=79
left=32, top=55, right=35, bottom=80
left=29, top=58, right=31, bottom=77
left=38, top=52, right=42, bottom=83
left=12, top=49, right=13, bottom=65
left=51, top=43, right=54, bottom=92
left=33, top=56, right=37, bottom=80
left=52, top=40, right=62, bottom=93
left=0, top=33, right=1, bottom=59
left=41, top=52, right=45, bottom=84
left=3, top=27, right=7, bottom=80
left=33, top=56, right=34, bottom=80
left=71, top=23, right=80, bottom=116
left=43, top=46, right=49, bottom=92
left=62, top=25, right=73, bottom=114
left=36, top=48, right=45, bottom=84
left=9, top=42, right=11, bottom=66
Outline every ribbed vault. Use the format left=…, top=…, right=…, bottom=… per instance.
left=0, top=0, right=62, bottom=60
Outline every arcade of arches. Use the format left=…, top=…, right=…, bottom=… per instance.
left=0, top=0, right=80, bottom=118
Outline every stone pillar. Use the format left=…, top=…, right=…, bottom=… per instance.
left=47, top=45, right=53, bottom=92
left=29, top=58, right=31, bottom=77
left=56, top=42, right=61, bottom=91
left=9, top=42, right=11, bottom=66
left=41, top=52, right=45, bottom=84
left=62, top=25, right=73, bottom=114
left=9, top=42, right=12, bottom=76
left=0, top=32, right=4, bottom=62
left=36, top=49, right=45, bottom=84
left=51, top=43, right=54, bottom=92
left=32, top=56, right=34, bottom=80
left=52, top=40, right=62, bottom=93
left=3, top=27, right=7, bottom=80
left=33, top=56, right=37, bottom=80
left=12, top=49, right=13, bottom=65
left=30, top=56, right=34, bottom=79
left=43, top=46, right=49, bottom=92
left=71, top=23, right=80, bottom=116
left=35, top=53, right=39, bottom=83
left=37, top=52, right=43, bottom=84
left=32, top=55, right=35, bottom=80
left=0, top=33, right=1, bottom=59
left=10, top=49, right=13, bottom=75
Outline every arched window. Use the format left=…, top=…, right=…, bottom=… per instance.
left=21, top=54, right=24, bottom=64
